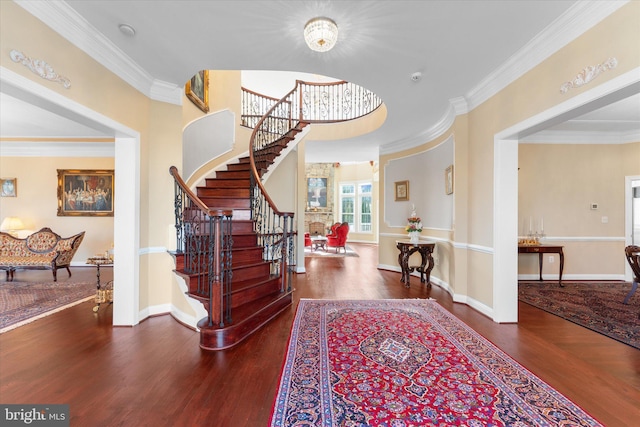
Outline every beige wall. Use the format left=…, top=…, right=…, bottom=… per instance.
left=0, top=156, right=115, bottom=262
left=519, top=142, right=640, bottom=278
left=379, top=2, right=640, bottom=310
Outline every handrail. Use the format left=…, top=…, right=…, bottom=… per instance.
left=169, top=166, right=233, bottom=328
left=241, top=79, right=382, bottom=128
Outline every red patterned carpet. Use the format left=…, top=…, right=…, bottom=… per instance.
left=270, top=299, right=602, bottom=426
left=518, top=281, right=640, bottom=349
left=0, top=279, right=95, bottom=333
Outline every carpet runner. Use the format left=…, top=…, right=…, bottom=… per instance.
left=518, top=281, right=640, bottom=349
left=0, top=279, right=96, bottom=333
left=270, top=299, right=602, bottom=426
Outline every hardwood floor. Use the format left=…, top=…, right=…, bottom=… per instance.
left=1, top=243, right=639, bottom=426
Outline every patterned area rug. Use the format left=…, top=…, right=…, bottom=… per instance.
left=304, top=245, right=359, bottom=257
left=270, top=299, right=602, bottom=426
left=519, top=281, right=640, bottom=349
left=0, top=279, right=96, bottom=333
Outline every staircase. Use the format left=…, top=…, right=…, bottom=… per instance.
left=171, top=79, right=382, bottom=351
left=170, top=122, right=308, bottom=350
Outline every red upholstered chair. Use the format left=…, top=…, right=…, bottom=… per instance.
left=304, top=233, right=312, bottom=247
left=326, top=222, right=349, bottom=253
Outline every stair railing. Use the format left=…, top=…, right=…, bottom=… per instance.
left=169, top=166, right=233, bottom=327
left=242, top=80, right=382, bottom=127
left=247, top=80, right=382, bottom=291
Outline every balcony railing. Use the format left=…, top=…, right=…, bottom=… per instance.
left=242, top=80, right=382, bottom=128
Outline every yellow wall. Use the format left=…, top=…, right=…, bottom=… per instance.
left=1, top=1, right=182, bottom=317
left=0, top=156, right=115, bottom=262
left=518, top=142, right=640, bottom=277
left=379, top=2, right=640, bottom=309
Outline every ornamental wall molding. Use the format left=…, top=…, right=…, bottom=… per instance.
left=9, top=49, right=71, bottom=89
left=560, top=57, right=617, bottom=94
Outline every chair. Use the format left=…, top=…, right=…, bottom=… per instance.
left=326, top=222, right=349, bottom=253
left=623, top=245, right=640, bottom=304
left=304, top=233, right=312, bottom=247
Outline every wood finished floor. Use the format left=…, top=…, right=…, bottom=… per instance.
left=1, top=243, right=639, bottom=426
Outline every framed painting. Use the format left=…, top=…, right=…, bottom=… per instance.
left=445, top=165, right=454, bottom=195
left=394, top=180, right=409, bottom=201
left=307, top=177, right=327, bottom=208
left=185, top=70, right=210, bottom=113
left=57, top=169, right=114, bottom=217
left=1, top=178, right=17, bottom=197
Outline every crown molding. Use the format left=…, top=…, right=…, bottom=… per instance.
left=14, top=0, right=182, bottom=105
left=379, top=103, right=456, bottom=155
left=465, top=0, right=628, bottom=110
left=0, top=141, right=114, bottom=157
left=520, top=129, right=640, bottom=145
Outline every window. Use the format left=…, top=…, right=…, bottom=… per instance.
left=339, top=181, right=372, bottom=233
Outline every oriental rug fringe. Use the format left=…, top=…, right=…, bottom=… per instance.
left=0, top=279, right=95, bottom=333
left=518, top=281, right=640, bottom=349
left=269, top=299, right=602, bottom=427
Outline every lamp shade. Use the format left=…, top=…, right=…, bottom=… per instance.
left=0, top=216, right=24, bottom=232
left=304, top=17, right=338, bottom=52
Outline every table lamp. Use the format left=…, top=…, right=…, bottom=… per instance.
left=1, top=216, right=24, bottom=237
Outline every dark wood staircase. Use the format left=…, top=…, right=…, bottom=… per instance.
left=171, top=122, right=308, bottom=350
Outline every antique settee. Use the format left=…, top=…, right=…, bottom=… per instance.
left=0, top=227, right=85, bottom=281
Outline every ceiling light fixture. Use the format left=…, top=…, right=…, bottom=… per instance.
left=304, top=17, right=338, bottom=52
left=118, top=23, right=136, bottom=37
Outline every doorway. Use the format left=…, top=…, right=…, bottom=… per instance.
left=494, top=68, right=640, bottom=323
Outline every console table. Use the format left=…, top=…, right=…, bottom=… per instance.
left=518, top=244, right=564, bottom=286
left=396, top=240, right=436, bottom=288
left=87, top=257, right=113, bottom=312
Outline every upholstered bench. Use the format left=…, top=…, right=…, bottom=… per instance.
left=0, top=227, right=85, bottom=281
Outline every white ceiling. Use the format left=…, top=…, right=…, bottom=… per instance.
left=1, top=1, right=638, bottom=161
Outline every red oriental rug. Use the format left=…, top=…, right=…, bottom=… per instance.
left=269, top=299, right=602, bottom=426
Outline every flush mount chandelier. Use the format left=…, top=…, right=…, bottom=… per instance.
left=304, top=17, right=338, bottom=52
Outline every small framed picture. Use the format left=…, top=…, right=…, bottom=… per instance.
left=445, top=165, right=454, bottom=195
left=394, top=180, right=409, bottom=201
left=1, top=178, right=17, bottom=197
left=185, top=70, right=210, bottom=113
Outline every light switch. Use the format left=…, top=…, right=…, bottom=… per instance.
left=601, top=216, right=608, bottom=223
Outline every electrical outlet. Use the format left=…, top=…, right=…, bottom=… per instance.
left=548, top=256, right=554, bottom=263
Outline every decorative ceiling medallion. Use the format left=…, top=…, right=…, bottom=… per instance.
left=9, top=49, right=71, bottom=89
left=560, top=57, right=617, bottom=94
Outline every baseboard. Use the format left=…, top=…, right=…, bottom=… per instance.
left=518, top=273, right=626, bottom=281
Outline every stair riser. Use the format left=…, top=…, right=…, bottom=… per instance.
left=230, top=278, right=281, bottom=309
left=226, top=163, right=251, bottom=171
left=215, top=170, right=251, bottom=179
left=198, top=197, right=250, bottom=209
left=197, top=188, right=250, bottom=198
left=204, top=178, right=250, bottom=188
left=198, top=293, right=292, bottom=350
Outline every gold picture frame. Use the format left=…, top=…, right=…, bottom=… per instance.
left=185, top=70, right=210, bottom=113
left=394, top=180, right=409, bottom=201
left=445, top=165, right=454, bottom=195
left=57, top=169, right=114, bottom=217
left=1, top=178, right=17, bottom=197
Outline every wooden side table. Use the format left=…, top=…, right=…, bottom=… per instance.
left=396, top=240, right=436, bottom=288
left=518, top=244, right=564, bottom=286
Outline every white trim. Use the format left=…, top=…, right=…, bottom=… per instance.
left=14, top=0, right=182, bottom=105
left=521, top=129, right=640, bottom=145
left=494, top=66, right=640, bottom=326
left=0, top=141, right=114, bottom=157
left=465, top=1, right=628, bottom=111
left=625, top=175, right=640, bottom=282
left=0, top=65, right=141, bottom=327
